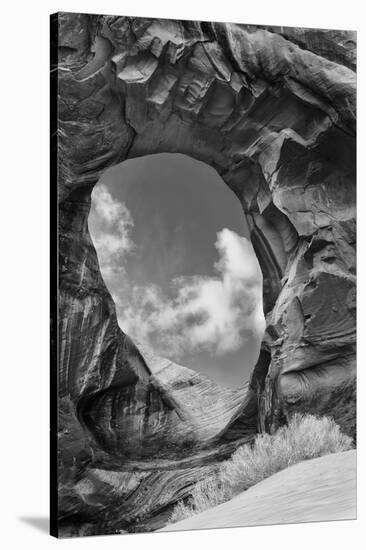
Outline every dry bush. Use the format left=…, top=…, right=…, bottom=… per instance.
left=170, top=476, right=230, bottom=523
left=170, top=414, right=353, bottom=524
left=220, top=413, right=353, bottom=493
left=170, top=500, right=195, bottom=524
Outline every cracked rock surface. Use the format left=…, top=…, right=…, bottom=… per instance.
left=53, top=13, right=356, bottom=536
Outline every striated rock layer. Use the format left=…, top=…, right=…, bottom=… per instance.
left=53, top=12, right=356, bottom=536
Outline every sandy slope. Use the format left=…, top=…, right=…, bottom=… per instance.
left=161, top=450, right=356, bottom=532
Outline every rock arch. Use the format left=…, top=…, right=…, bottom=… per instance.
left=53, top=12, right=356, bottom=534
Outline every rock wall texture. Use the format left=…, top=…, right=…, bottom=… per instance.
left=53, top=12, right=356, bottom=536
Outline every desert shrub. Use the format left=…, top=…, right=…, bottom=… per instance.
left=170, top=500, right=194, bottom=524
left=170, top=476, right=231, bottom=523
left=169, top=414, right=353, bottom=524
left=220, top=413, right=353, bottom=494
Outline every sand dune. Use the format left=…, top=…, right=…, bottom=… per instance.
left=162, top=450, right=356, bottom=532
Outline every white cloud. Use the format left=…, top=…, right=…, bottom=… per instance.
left=118, top=229, right=265, bottom=358
left=88, top=184, right=135, bottom=279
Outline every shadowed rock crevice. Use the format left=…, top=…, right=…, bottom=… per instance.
left=54, top=12, right=356, bottom=536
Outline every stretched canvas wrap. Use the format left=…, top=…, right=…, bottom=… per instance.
left=50, top=12, right=357, bottom=538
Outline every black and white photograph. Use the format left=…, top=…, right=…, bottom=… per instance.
left=50, top=10, right=357, bottom=538
left=3, top=2, right=364, bottom=548
left=47, top=9, right=360, bottom=539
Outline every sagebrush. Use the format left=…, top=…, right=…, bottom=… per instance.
left=170, top=413, right=353, bottom=523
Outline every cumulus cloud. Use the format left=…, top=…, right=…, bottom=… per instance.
left=118, top=228, right=265, bottom=358
left=88, top=184, right=135, bottom=279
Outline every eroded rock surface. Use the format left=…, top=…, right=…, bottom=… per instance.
left=53, top=13, right=356, bottom=536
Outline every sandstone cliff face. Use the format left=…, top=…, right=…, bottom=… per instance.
left=54, top=13, right=356, bottom=536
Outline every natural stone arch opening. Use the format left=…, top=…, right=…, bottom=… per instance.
left=88, top=152, right=266, bottom=389
left=55, top=12, right=356, bottom=535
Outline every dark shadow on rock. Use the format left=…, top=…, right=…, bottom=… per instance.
left=18, top=517, right=49, bottom=534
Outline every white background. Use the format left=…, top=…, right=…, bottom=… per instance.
left=0, top=0, right=364, bottom=548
